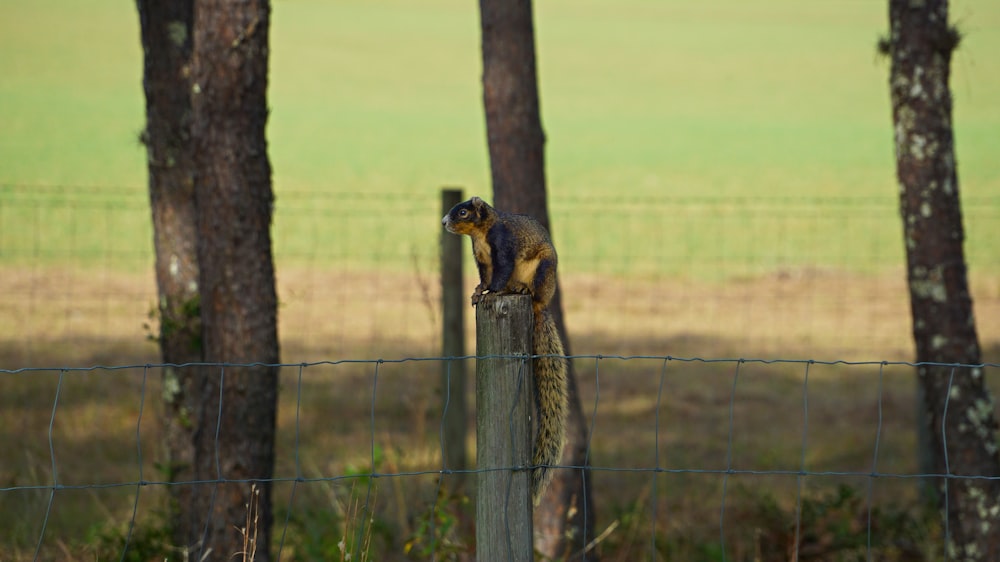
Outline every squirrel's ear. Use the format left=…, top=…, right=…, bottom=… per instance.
left=470, top=196, right=483, bottom=207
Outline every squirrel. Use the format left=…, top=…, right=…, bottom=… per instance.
left=442, top=196, right=569, bottom=504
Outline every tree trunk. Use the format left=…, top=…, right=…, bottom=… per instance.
left=189, top=0, right=280, bottom=560
left=135, top=0, right=203, bottom=553
left=479, top=1, right=597, bottom=558
left=887, top=1, right=1000, bottom=559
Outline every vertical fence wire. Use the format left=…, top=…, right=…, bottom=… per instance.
left=719, top=358, right=743, bottom=562
left=275, top=363, right=306, bottom=561
left=120, top=365, right=149, bottom=562
left=792, top=361, right=813, bottom=562
left=356, top=359, right=382, bottom=560
left=651, top=357, right=669, bottom=561
left=33, top=369, right=65, bottom=561
left=941, top=366, right=957, bottom=561
left=584, top=355, right=605, bottom=559
left=431, top=358, right=454, bottom=562
left=865, top=361, right=887, bottom=562
left=196, top=364, right=227, bottom=562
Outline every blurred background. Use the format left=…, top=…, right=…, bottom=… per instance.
left=1, top=0, right=998, bottom=559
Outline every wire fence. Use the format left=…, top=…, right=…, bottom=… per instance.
left=2, top=185, right=1000, bottom=368
left=2, top=185, right=1000, bottom=558
left=2, top=356, right=998, bottom=560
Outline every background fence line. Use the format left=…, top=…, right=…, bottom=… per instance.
left=3, top=185, right=1000, bottom=368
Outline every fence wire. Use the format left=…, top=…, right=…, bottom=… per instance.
left=3, top=356, right=999, bottom=561
left=3, top=186, right=1000, bottom=559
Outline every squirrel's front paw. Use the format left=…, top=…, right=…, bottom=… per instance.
left=471, top=285, right=486, bottom=306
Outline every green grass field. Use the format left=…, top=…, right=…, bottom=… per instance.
left=2, top=0, right=999, bottom=277
left=2, top=0, right=998, bottom=195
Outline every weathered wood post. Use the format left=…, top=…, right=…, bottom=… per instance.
left=440, top=188, right=467, bottom=489
left=476, top=294, right=535, bottom=561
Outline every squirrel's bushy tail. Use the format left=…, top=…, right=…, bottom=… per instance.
left=531, top=309, right=569, bottom=505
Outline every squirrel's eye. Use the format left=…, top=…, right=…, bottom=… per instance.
left=459, top=210, right=468, bottom=217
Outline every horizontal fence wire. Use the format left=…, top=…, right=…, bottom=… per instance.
left=3, top=356, right=999, bottom=560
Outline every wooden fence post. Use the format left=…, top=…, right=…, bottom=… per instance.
left=476, top=294, right=535, bottom=561
left=440, top=188, right=467, bottom=490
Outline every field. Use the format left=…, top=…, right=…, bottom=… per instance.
left=2, top=0, right=1000, bottom=559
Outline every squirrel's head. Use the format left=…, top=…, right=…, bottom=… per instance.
left=442, top=196, right=495, bottom=235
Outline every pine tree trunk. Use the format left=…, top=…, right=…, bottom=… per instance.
left=189, top=0, right=280, bottom=559
left=135, top=0, right=203, bottom=552
left=479, top=1, right=597, bottom=558
left=887, top=0, right=1000, bottom=558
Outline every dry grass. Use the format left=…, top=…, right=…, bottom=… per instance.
left=2, top=265, right=999, bottom=559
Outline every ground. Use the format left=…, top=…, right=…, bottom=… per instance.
left=2, top=265, right=998, bottom=558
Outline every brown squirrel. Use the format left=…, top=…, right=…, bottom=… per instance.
left=442, top=196, right=569, bottom=504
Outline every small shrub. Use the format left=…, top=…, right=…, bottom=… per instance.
left=729, top=484, right=937, bottom=562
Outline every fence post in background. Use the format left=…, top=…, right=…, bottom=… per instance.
left=440, top=188, right=467, bottom=491
left=476, top=294, right=534, bottom=561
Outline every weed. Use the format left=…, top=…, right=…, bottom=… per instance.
left=238, top=484, right=262, bottom=562
left=277, top=452, right=387, bottom=562
left=84, top=509, right=174, bottom=562
left=404, top=485, right=471, bottom=560
left=279, top=484, right=381, bottom=562
left=728, top=484, right=937, bottom=562
left=592, top=484, right=938, bottom=562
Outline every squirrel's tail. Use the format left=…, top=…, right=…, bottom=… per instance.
left=531, top=309, right=569, bottom=505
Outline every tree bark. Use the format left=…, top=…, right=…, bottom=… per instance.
left=479, top=1, right=597, bottom=558
left=135, top=0, right=203, bottom=552
left=189, top=0, right=280, bottom=560
left=480, top=0, right=547, bottom=214
left=887, top=0, right=1000, bottom=559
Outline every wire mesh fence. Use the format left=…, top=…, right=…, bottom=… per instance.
left=2, top=356, right=999, bottom=560
left=3, top=185, right=999, bottom=369
left=2, top=185, right=1000, bottom=559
